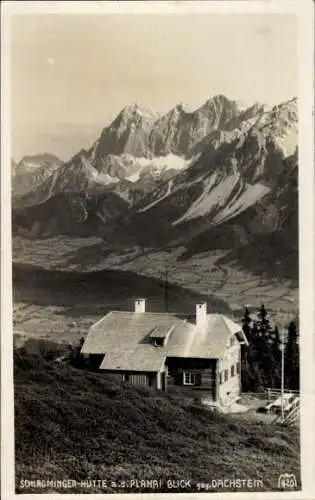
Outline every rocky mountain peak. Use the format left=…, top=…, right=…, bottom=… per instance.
left=117, top=103, right=158, bottom=123
left=269, top=97, right=298, bottom=124
left=12, top=94, right=299, bottom=281
left=200, top=94, right=237, bottom=112
left=163, top=103, right=186, bottom=119
left=174, top=102, right=189, bottom=114
left=17, top=153, right=63, bottom=169
left=88, top=102, right=157, bottom=160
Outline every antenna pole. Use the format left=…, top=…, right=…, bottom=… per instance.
left=164, top=268, right=169, bottom=312
left=281, top=328, right=285, bottom=422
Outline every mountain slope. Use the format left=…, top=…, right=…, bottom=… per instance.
left=90, top=104, right=158, bottom=160
left=12, top=154, right=63, bottom=202
left=178, top=150, right=298, bottom=279
left=105, top=98, right=297, bottom=243
left=11, top=96, right=298, bottom=260
left=13, top=190, right=129, bottom=238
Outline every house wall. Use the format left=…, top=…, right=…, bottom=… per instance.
left=103, top=370, right=159, bottom=389
left=166, top=357, right=217, bottom=400
left=218, top=342, right=241, bottom=406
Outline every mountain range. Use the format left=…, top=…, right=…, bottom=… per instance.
left=12, top=94, right=298, bottom=278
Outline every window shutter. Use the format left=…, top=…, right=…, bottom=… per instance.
left=195, top=373, right=202, bottom=386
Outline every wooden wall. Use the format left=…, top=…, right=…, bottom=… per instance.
left=166, top=357, right=217, bottom=400
left=103, top=370, right=158, bottom=389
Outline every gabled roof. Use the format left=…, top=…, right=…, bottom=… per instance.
left=81, top=311, right=186, bottom=355
left=100, top=346, right=166, bottom=372
left=81, top=311, right=246, bottom=372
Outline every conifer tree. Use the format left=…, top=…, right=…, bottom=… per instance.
left=284, top=320, right=299, bottom=390
left=269, top=325, right=281, bottom=387
left=241, top=309, right=267, bottom=391
left=241, top=306, right=252, bottom=372
left=242, top=306, right=252, bottom=340
left=273, top=325, right=281, bottom=350
left=255, top=304, right=273, bottom=385
left=240, top=304, right=296, bottom=393
left=271, top=326, right=281, bottom=362
left=257, top=304, right=272, bottom=337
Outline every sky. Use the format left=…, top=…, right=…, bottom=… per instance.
left=10, top=13, right=297, bottom=162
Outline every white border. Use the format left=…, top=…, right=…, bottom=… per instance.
left=1, top=1, right=314, bottom=500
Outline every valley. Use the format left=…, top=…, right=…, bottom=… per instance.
left=12, top=256, right=229, bottom=348
left=11, top=94, right=299, bottom=344
left=8, top=11, right=304, bottom=497
left=13, top=235, right=298, bottom=343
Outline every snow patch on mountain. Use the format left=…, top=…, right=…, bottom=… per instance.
left=43, top=169, right=59, bottom=203
left=274, top=127, right=298, bottom=158
left=125, top=154, right=187, bottom=182
left=99, top=173, right=120, bottom=184
left=213, top=182, right=271, bottom=225
left=172, top=173, right=240, bottom=225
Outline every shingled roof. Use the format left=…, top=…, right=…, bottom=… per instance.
left=81, top=310, right=246, bottom=372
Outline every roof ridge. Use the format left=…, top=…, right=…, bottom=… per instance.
left=218, top=315, right=234, bottom=337
left=82, top=310, right=243, bottom=360
left=90, top=311, right=113, bottom=329
left=221, top=314, right=243, bottom=332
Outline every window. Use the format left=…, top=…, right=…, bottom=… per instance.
left=219, top=372, right=223, bottom=385
left=182, top=371, right=201, bottom=386
left=236, top=362, right=241, bottom=375
left=231, top=364, right=235, bottom=377
left=122, top=373, right=130, bottom=382
left=154, top=338, right=164, bottom=347
left=224, top=369, right=229, bottom=383
left=183, top=372, right=195, bottom=385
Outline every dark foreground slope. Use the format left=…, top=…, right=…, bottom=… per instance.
left=13, top=262, right=230, bottom=314
left=15, top=355, right=300, bottom=494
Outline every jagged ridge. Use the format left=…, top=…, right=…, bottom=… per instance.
left=12, top=95, right=298, bottom=271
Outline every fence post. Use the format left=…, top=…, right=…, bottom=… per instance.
left=267, top=388, right=270, bottom=400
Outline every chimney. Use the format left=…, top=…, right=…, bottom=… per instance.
left=134, top=298, right=146, bottom=313
left=196, top=302, right=207, bottom=328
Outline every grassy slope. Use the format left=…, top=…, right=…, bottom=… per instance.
left=15, top=355, right=300, bottom=494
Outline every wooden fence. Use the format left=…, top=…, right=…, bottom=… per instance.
left=266, top=388, right=300, bottom=400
